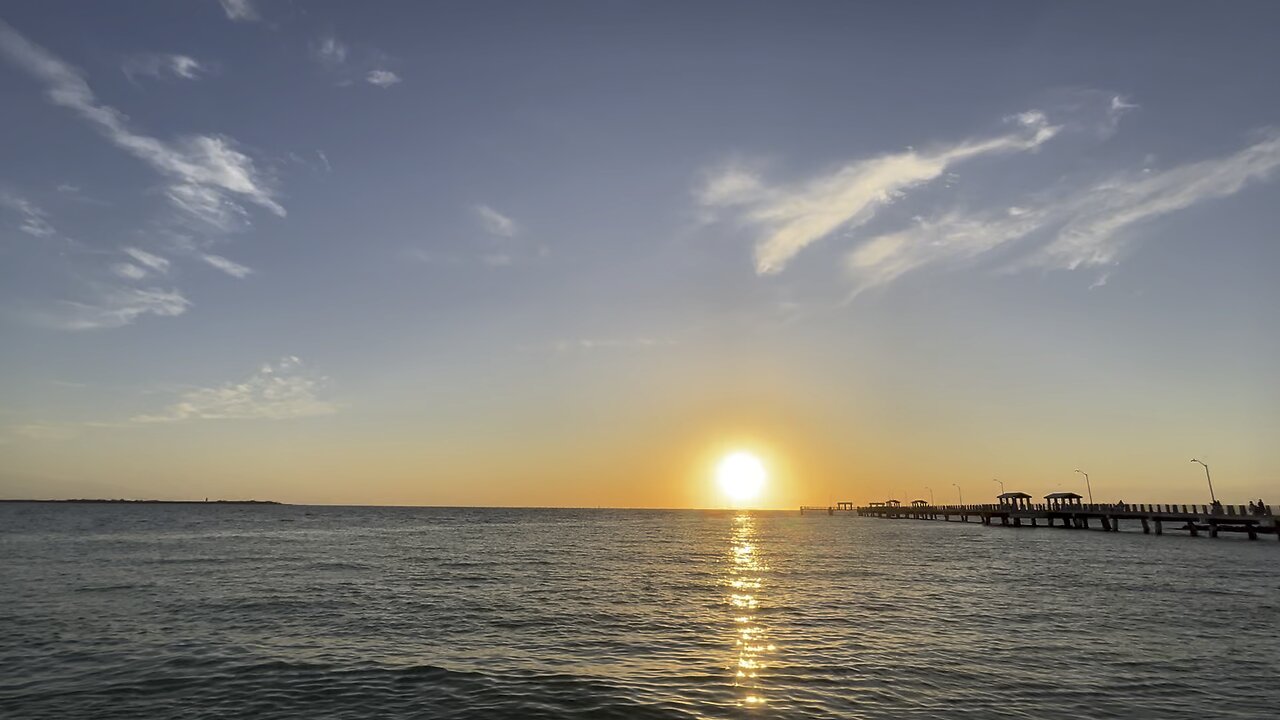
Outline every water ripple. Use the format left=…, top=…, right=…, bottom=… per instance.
left=1, top=504, right=1276, bottom=718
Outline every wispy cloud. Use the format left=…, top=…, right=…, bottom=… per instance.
left=123, top=247, right=171, bottom=274
left=698, top=111, right=1060, bottom=274
left=312, top=35, right=348, bottom=67
left=366, top=69, right=401, bottom=88
left=553, top=337, right=673, bottom=353
left=1030, top=131, right=1280, bottom=270
left=218, top=0, right=259, bottom=22
left=1104, top=94, right=1139, bottom=136
left=3, top=422, right=77, bottom=442
left=698, top=166, right=765, bottom=206
left=0, top=20, right=284, bottom=234
left=108, top=247, right=170, bottom=280
left=474, top=204, right=519, bottom=238
left=122, top=53, right=207, bottom=82
left=845, top=130, right=1280, bottom=294
left=309, top=33, right=402, bottom=88
left=35, top=286, right=191, bottom=330
left=845, top=207, right=1049, bottom=295
left=201, top=253, right=252, bottom=278
left=110, top=263, right=148, bottom=280
left=0, top=192, right=55, bottom=236
left=132, top=357, right=336, bottom=422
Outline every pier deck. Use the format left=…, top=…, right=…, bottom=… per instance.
left=802, top=502, right=1279, bottom=541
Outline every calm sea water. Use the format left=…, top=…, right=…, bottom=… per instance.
left=1, top=504, right=1276, bottom=719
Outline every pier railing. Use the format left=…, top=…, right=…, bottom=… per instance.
left=832, top=503, right=1274, bottom=516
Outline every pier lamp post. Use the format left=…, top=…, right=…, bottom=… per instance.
left=993, top=478, right=1004, bottom=495
left=1191, top=459, right=1217, bottom=504
left=952, top=483, right=963, bottom=505
left=925, top=486, right=934, bottom=504
left=1074, top=469, right=1093, bottom=504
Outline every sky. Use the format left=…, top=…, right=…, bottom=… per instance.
left=1, top=1, right=1278, bottom=508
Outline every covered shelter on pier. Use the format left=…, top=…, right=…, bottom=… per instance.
left=997, top=491, right=1033, bottom=509
left=910, top=499, right=929, bottom=507
left=885, top=499, right=901, bottom=507
left=1044, top=491, right=1084, bottom=508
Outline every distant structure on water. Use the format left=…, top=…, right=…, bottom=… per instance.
left=803, top=494, right=1278, bottom=542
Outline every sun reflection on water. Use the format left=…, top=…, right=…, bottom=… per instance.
left=727, top=513, right=773, bottom=708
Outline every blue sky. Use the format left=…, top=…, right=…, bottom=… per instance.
left=1, top=1, right=1278, bottom=505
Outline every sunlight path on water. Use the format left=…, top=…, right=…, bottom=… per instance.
left=725, top=513, right=774, bottom=710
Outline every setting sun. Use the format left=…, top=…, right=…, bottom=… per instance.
left=716, top=452, right=767, bottom=502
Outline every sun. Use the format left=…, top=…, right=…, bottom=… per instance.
left=716, top=452, right=767, bottom=502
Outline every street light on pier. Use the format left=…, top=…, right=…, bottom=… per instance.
left=952, top=483, right=963, bottom=505
left=1074, top=469, right=1093, bottom=504
left=924, top=486, right=934, bottom=504
left=992, top=478, right=1004, bottom=495
left=1191, top=459, right=1217, bottom=504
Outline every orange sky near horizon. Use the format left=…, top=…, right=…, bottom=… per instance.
left=5, top=393, right=1272, bottom=509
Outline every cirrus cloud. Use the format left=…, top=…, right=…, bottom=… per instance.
left=844, top=130, right=1280, bottom=295
left=366, top=69, right=401, bottom=88
left=132, top=357, right=337, bottom=423
left=0, top=20, right=284, bottom=231
left=218, top=0, right=259, bottom=22
left=123, top=53, right=207, bottom=82
left=698, top=110, right=1060, bottom=274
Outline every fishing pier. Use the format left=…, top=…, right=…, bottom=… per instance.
left=802, top=494, right=1279, bottom=541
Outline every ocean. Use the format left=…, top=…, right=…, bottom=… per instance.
left=1, top=503, right=1276, bottom=719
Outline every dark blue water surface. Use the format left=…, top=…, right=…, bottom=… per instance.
left=1, top=504, right=1277, bottom=719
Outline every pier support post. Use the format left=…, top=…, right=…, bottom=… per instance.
left=1247, top=524, right=1257, bottom=541
left=1188, top=523, right=1199, bottom=537
left=1101, top=516, right=1112, bottom=532
left=1154, top=519, right=1162, bottom=535
left=1209, top=523, right=1218, bottom=538
left=1030, top=518, right=1037, bottom=527
left=1141, top=518, right=1150, bottom=534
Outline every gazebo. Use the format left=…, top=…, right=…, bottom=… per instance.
left=997, top=491, right=1033, bottom=509
left=910, top=499, right=929, bottom=507
left=1044, top=491, right=1083, bottom=508
left=885, top=499, right=901, bottom=507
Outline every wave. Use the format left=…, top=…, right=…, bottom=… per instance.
left=0, top=660, right=707, bottom=720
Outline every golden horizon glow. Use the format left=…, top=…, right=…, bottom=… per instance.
left=716, top=451, right=767, bottom=503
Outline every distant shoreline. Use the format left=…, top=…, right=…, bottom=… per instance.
left=0, top=499, right=284, bottom=505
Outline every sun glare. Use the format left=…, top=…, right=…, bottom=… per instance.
left=717, top=452, right=767, bottom=503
